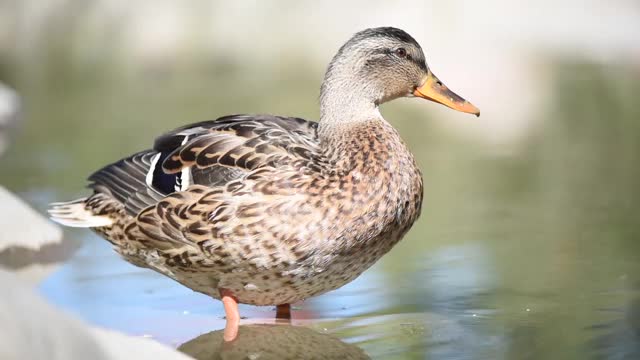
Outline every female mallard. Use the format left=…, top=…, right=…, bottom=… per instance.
left=49, top=27, right=479, bottom=340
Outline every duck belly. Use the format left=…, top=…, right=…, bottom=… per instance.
left=144, top=222, right=412, bottom=306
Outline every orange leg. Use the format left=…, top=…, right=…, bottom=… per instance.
left=219, top=288, right=240, bottom=342
left=276, top=303, right=291, bottom=323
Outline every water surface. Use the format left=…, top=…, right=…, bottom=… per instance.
left=1, top=59, right=639, bottom=359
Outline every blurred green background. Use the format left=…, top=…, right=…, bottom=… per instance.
left=0, top=1, right=639, bottom=359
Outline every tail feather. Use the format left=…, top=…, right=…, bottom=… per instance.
left=48, top=198, right=114, bottom=228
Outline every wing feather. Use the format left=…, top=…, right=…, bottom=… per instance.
left=88, top=150, right=166, bottom=215
left=159, top=115, right=319, bottom=174
left=86, top=114, right=320, bottom=217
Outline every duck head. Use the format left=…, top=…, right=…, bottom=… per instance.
left=320, top=27, right=479, bottom=123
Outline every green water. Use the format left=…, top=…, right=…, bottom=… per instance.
left=1, top=56, right=639, bottom=359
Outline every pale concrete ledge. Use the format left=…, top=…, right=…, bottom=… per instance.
left=0, top=186, right=78, bottom=284
left=0, top=186, right=62, bottom=252
left=0, top=82, right=21, bottom=156
left=0, top=269, right=193, bottom=360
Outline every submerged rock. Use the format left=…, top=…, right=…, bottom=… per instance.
left=179, top=324, right=370, bottom=360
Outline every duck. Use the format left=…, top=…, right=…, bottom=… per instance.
left=49, top=27, right=479, bottom=341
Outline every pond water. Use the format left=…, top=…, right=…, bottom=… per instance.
left=1, top=59, right=639, bottom=359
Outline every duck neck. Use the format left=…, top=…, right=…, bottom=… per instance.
left=317, top=60, right=385, bottom=141
left=318, top=80, right=402, bottom=173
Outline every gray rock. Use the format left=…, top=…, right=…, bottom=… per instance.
left=179, top=324, right=369, bottom=360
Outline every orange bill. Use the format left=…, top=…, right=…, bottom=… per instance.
left=414, top=71, right=480, bottom=117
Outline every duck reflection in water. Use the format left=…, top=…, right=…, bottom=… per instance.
left=178, top=324, right=370, bottom=360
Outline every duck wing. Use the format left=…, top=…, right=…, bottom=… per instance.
left=157, top=114, right=320, bottom=174
left=87, top=115, right=320, bottom=216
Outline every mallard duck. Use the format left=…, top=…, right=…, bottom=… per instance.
left=49, top=27, right=479, bottom=341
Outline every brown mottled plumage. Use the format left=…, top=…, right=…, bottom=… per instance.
left=49, top=27, right=479, bottom=317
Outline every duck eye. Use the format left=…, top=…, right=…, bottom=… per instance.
left=394, top=48, right=407, bottom=58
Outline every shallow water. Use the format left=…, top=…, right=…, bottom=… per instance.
left=1, top=59, right=639, bottom=359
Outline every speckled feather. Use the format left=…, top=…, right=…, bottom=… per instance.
left=87, top=115, right=422, bottom=305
